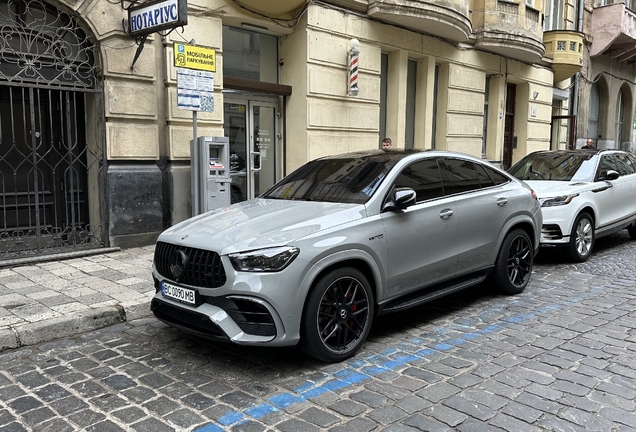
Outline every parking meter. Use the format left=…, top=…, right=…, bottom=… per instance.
left=191, top=136, right=230, bottom=215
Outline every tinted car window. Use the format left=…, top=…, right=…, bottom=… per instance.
left=598, top=155, right=619, bottom=180
left=509, top=152, right=597, bottom=182
left=614, top=153, right=635, bottom=175
left=262, top=155, right=395, bottom=204
left=475, top=163, right=496, bottom=187
left=395, top=159, right=445, bottom=202
left=484, top=165, right=510, bottom=185
left=444, top=159, right=481, bottom=194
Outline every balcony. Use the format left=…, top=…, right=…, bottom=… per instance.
left=544, top=30, right=584, bottom=82
left=472, top=1, right=545, bottom=63
left=367, top=0, right=472, bottom=42
left=590, top=2, right=636, bottom=60
left=226, top=0, right=306, bottom=17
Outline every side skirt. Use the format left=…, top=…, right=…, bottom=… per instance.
left=596, top=213, right=636, bottom=239
left=377, top=270, right=491, bottom=316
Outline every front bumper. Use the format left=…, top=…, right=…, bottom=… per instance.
left=151, top=293, right=280, bottom=344
left=537, top=205, right=577, bottom=247
left=540, top=223, right=569, bottom=246
left=150, top=254, right=310, bottom=347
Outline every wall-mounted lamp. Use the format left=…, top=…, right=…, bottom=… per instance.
left=532, top=91, right=539, bottom=100
left=347, top=38, right=360, bottom=96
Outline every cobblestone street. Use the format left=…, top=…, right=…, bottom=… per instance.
left=1, top=232, right=636, bottom=432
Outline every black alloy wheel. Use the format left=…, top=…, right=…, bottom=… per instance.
left=300, top=267, right=373, bottom=362
left=493, top=228, right=533, bottom=295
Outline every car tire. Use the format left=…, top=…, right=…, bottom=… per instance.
left=628, top=225, right=636, bottom=240
left=568, top=213, right=594, bottom=262
left=300, top=267, right=374, bottom=363
left=493, top=229, right=533, bottom=295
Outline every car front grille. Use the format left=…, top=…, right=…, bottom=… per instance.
left=542, top=224, right=563, bottom=240
left=154, top=242, right=227, bottom=288
left=151, top=299, right=228, bottom=340
left=211, top=297, right=277, bottom=337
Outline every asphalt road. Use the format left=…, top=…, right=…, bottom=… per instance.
left=1, top=232, right=636, bottom=432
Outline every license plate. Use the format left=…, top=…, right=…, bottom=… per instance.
left=161, top=281, right=197, bottom=305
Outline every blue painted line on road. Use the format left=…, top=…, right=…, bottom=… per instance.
left=363, top=365, right=387, bottom=375
left=434, top=343, right=453, bottom=350
left=196, top=424, right=224, bottom=432
left=193, top=284, right=609, bottom=431
left=217, top=411, right=243, bottom=426
left=245, top=403, right=277, bottom=418
left=334, top=369, right=352, bottom=378
left=269, top=393, right=303, bottom=409
left=302, top=386, right=328, bottom=398
left=323, top=378, right=349, bottom=391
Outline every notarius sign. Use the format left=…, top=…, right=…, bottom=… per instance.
left=128, top=0, right=188, bottom=37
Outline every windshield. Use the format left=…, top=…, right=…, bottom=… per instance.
left=508, top=152, right=597, bottom=182
left=262, top=154, right=396, bottom=204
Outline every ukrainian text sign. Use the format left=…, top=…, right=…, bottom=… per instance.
left=174, top=43, right=216, bottom=72
left=128, top=0, right=187, bottom=37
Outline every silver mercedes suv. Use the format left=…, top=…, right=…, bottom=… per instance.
left=151, top=150, right=542, bottom=362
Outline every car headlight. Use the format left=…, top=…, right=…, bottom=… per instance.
left=229, top=246, right=300, bottom=272
left=539, top=194, right=579, bottom=207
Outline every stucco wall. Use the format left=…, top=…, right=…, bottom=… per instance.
left=578, top=50, right=636, bottom=148
left=54, top=0, right=557, bottom=244
left=65, top=0, right=555, bottom=171
left=293, top=3, right=553, bottom=170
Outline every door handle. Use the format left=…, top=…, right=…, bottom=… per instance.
left=252, top=152, right=261, bottom=171
left=439, top=209, right=453, bottom=219
left=496, top=197, right=508, bottom=206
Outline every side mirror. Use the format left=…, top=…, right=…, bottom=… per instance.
left=382, top=187, right=416, bottom=212
left=601, top=170, right=619, bottom=181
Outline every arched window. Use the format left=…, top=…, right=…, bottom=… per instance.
left=616, top=89, right=625, bottom=149
left=0, top=0, right=98, bottom=88
left=588, top=82, right=599, bottom=141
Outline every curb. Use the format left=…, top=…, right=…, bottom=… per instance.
left=0, top=247, right=121, bottom=269
left=0, top=301, right=152, bottom=351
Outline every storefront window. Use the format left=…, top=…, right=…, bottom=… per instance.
left=222, top=26, right=278, bottom=83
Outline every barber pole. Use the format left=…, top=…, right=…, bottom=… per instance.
left=348, top=39, right=360, bottom=96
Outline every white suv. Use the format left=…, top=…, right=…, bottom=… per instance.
left=509, top=149, right=636, bottom=262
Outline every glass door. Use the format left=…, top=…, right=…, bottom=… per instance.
left=224, top=98, right=279, bottom=203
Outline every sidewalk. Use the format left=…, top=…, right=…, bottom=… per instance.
left=0, top=246, right=156, bottom=351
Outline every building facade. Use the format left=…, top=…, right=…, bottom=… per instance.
left=1, top=0, right=606, bottom=260
left=576, top=0, right=636, bottom=151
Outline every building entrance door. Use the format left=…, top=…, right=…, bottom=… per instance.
left=550, top=115, right=576, bottom=150
left=0, top=0, right=105, bottom=261
left=223, top=98, right=280, bottom=203
left=503, top=84, right=517, bottom=169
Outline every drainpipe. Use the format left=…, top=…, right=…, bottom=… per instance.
left=570, top=0, right=585, bottom=148
left=571, top=72, right=579, bottom=144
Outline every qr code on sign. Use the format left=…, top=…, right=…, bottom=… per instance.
left=200, top=95, right=214, bottom=112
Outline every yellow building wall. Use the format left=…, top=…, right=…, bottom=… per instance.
left=74, top=0, right=554, bottom=170
left=282, top=3, right=554, bottom=171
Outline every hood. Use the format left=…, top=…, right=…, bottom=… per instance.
left=158, top=199, right=366, bottom=255
left=522, top=180, right=592, bottom=196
